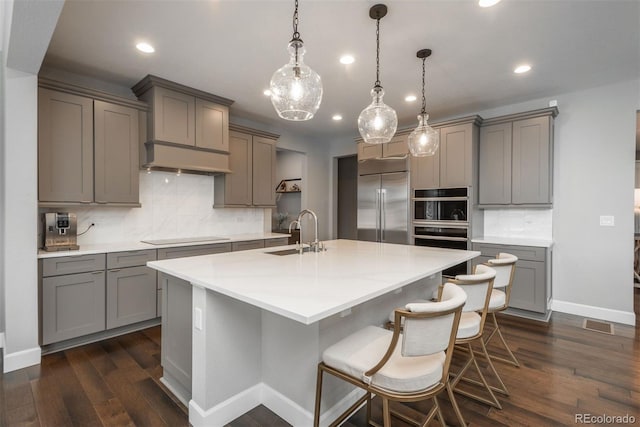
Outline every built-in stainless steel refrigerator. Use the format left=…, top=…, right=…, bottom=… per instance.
left=357, top=158, right=409, bottom=244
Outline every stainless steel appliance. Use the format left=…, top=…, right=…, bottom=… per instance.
left=42, top=212, right=79, bottom=251
left=412, top=188, right=469, bottom=276
left=357, top=158, right=409, bottom=244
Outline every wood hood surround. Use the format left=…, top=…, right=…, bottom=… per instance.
left=132, top=75, right=235, bottom=175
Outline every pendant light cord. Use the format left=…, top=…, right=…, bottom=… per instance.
left=292, top=0, right=301, bottom=65
left=421, top=57, right=427, bottom=114
left=375, top=17, right=381, bottom=89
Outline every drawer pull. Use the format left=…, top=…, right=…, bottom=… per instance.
left=109, top=269, right=121, bottom=273
left=91, top=271, right=104, bottom=275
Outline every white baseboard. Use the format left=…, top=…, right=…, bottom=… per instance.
left=551, top=299, right=636, bottom=326
left=3, top=345, right=41, bottom=373
left=0, top=332, right=5, bottom=349
left=188, top=382, right=364, bottom=427
left=189, top=384, right=262, bottom=427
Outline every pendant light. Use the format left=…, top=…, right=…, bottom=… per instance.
left=270, top=0, right=323, bottom=121
left=357, top=4, right=397, bottom=145
left=408, top=49, right=439, bottom=157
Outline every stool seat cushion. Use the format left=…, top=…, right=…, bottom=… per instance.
left=489, top=289, right=506, bottom=310
left=457, top=312, right=481, bottom=339
left=323, top=325, right=445, bottom=393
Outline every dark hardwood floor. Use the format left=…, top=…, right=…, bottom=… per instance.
left=1, top=288, right=638, bottom=427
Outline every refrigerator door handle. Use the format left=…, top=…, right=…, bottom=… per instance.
left=375, top=189, right=381, bottom=242
left=381, top=189, right=386, bottom=242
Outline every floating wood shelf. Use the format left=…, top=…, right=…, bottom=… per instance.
left=275, top=178, right=302, bottom=193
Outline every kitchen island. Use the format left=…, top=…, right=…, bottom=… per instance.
left=147, top=239, right=479, bottom=426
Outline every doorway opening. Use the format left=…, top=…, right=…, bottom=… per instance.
left=337, top=155, right=358, bottom=239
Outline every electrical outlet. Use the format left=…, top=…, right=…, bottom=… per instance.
left=599, top=215, right=615, bottom=226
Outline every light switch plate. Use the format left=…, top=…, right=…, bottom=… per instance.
left=599, top=215, right=615, bottom=226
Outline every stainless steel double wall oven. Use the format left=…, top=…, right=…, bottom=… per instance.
left=412, top=187, right=469, bottom=276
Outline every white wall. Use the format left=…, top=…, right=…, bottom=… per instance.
left=40, top=171, right=266, bottom=246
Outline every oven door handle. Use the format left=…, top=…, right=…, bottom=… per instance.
left=412, top=196, right=468, bottom=202
left=413, top=221, right=469, bottom=228
left=413, top=235, right=468, bottom=242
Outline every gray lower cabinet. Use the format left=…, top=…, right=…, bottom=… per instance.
left=42, top=271, right=106, bottom=345
left=157, top=243, right=232, bottom=260
left=106, top=266, right=158, bottom=328
left=264, top=237, right=290, bottom=248
left=472, top=242, right=550, bottom=314
left=231, top=240, right=265, bottom=251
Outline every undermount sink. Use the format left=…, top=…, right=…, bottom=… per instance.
left=265, top=247, right=311, bottom=256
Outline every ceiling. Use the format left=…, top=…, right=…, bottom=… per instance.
left=43, top=0, right=639, bottom=139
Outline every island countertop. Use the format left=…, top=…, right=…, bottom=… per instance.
left=148, top=239, right=479, bottom=325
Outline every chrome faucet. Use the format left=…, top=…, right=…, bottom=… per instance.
left=288, top=220, right=300, bottom=234
left=296, top=209, right=321, bottom=252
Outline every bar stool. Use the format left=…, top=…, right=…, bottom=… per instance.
left=483, top=253, right=519, bottom=367
left=446, top=264, right=503, bottom=409
left=314, top=283, right=468, bottom=427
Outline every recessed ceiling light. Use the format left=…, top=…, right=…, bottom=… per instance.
left=405, top=95, right=417, bottom=102
left=514, top=64, right=532, bottom=74
left=478, top=0, right=501, bottom=7
left=340, top=55, right=355, bottom=65
left=332, top=114, right=343, bottom=121
left=136, top=42, right=155, bottom=53
left=263, top=89, right=272, bottom=96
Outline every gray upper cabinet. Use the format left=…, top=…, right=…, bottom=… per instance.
left=410, top=117, right=480, bottom=189
left=478, top=107, right=557, bottom=207
left=38, top=88, right=94, bottom=203
left=252, top=136, right=277, bottom=207
left=214, top=124, right=278, bottom=208
left=195, top=98, right=229, bottom=152
left=38, top=79, right=147, bottom=207
left=94, top=101, right=140, bottom=204
left=479, top=122, right=512, bottom=205
left=356, top=134, right=408, bottom=161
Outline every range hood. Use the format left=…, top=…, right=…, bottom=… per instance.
left=133, top=75, right=234, bottom=175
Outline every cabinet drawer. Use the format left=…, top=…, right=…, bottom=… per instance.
left=107, top=249, right=157, bottom=269
left=42, top=254, right=106, bottom=277
left=232, top=240, right=265, bottom=251
left=106, top=266, right=158, bottom=329
left=42, top=271, right=106, bottom=345
left=157, top=243, right=232, bottom=260
left=264, top=237, right=289, bottom=248
left=472, top=243, right=546, bottom=262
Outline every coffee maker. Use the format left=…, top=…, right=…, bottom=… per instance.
left=42, top=212, right=80, bottom=251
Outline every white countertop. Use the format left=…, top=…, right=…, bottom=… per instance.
left=37, top=233, right=289, bottom=259
left=471, top=236, right=553, bottom=248
left=148, top=239, right=480, bottom=325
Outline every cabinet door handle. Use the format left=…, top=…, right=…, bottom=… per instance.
left=96, top=201, right=108, bottom=204
left=109, top=269, right=121, bottom=273
left=91, top=271, right=104, bottom=275
left=81, top=200, right=92, bottom=204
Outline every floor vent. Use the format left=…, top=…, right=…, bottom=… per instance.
left=583, top=318, right=614, bottom=335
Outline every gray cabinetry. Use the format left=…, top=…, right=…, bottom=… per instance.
left=196, top=98, right=229, bottom=152
left=157, top=243, right=232, bottom=260
left=107, top=266, right=157, bottom=328
left=264, top=237, right=290, bottom=248
left=94, top=101, right=140, bottom=204
left=410, top=116, right=480, bottom=189
left=38, top=79, right=146, bottom=207
left=38, top=88, right=94, bottom=203
left=478, top=107, right=557, bottom=207
left=232, top=240, right=265, bottom=251
left=472, top=242, right=550, bottom=315
left=214, top=124, right=278, bottom=208
left=150, top=86, right=195, bottom=146
left=40, top=253, right=107, bottom=345
left=357, top=134, right=409, bottom=161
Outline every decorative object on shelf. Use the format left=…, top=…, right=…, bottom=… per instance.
left=275, top=178, right=302, bottom=193
left=357, top=4, right=397, bottom=145
left=408, top=49, right=440, bottom=157
left=269, top=0, right=323, bottom=121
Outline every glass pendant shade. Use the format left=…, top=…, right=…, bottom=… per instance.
left=270, top=40, right=323, bottom=121
left=358, top=87, right=398, bottom=144
left=408, top=113, right=439, bottom=156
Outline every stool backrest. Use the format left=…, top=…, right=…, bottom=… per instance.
left=366, top=283, right=466, bottom=386
left=451, top=264, right=496, bottom=312
left=486, top=252, right=517, bottom=306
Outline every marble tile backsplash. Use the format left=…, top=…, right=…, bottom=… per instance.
left=44, top=171, right=265, bottom=245
left=483, top=209, right=552, bottom=239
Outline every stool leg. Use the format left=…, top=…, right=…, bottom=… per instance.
left=433, top=395, right=447, bottom=427
left=446, top=380, right=467, bottom=427
left=382, top=398, right=391, bottom=427
left=314, top=365, right=324, bottom=427
left=490, top=312, right=520, bottom=367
